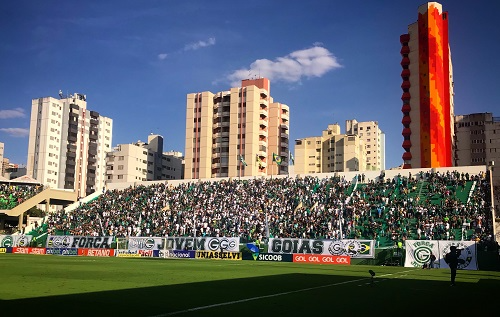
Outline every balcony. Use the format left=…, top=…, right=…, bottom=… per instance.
left=401, top=104, right=411, bottom=113
left=258, top=150, right=266, bottom=158
left=400, top=34, right=410, bottom=43
left=281, top=104, right=289, bottom=112
left=281, top=113, right=289, bottom=121
left=400, top=46, right=410, bottom=55
left=260, top=89, right=268, bottom=97
left=260, top=99, right=268, bottom=107
left=400, top=57, right=410, bottom=66
left=211, top=162, right=220, bottom=169
left=259, top=129, right=268, bottom=137
left=281, top=142, right=289, bottom=148
left=402, top=115, right=411, bottom=125
left=281, top=132, right=289, bottom=139
left=260, top=109, right=268, bottom=117
left=280, top=124, right=289, bottom=130
left=260, top=120, right=268, bottom=127
left=402, top=152, right=412, bottom=161
left=402, top=140, right=412, bottom=150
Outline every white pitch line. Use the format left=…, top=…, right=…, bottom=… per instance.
left=150, top=269, right=417, bottom=317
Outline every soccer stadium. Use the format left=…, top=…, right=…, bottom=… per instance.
left=1, top=166, right=500, bottom=316
left=2, top=1, right=500, bottom=316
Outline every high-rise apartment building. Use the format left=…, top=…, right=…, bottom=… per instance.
left=294, top=123, right=366, bottom=174
left=27, top=93, right=112, bottom=197
left=106, top=134, right=183, bottom=183
left=400, top=2, right=454, bottom=169
left=455, top=113, right=500, bottom=167
left=346, top=120, right=385, bottom=170
left=185, top=78, right=289, bottom=179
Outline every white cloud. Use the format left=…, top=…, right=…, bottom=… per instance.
left=0, top=128, right=30, bottom=137
left=227, top=46, right=342, bottom=86
left=184, top=37, right=216, bottom=51
left=158, top=53, right=168, bottom=60
left=0, top=108, right=25, bottom=119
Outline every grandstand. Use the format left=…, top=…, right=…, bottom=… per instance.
left=0, top=178, right=78, bottom=234
left=34, top=165, right=497, bottom=249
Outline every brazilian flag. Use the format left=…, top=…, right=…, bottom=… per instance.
left=272, top=153, right=282, bottom=165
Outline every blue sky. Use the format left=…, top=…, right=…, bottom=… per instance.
left=1, top=0, right=499, bottom=170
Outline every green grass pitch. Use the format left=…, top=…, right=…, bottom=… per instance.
left=1, top=254, right=499, bottom=316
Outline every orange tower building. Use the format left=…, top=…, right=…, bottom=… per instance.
left=400, top=2, right=454, bottom=168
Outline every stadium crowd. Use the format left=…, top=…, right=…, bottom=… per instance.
left=0, top=183, right=43, bottom=210
left=45, top=170, right=495, bottom=246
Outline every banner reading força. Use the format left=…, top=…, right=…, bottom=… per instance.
left=46, top=235, right=114, bottom=249
left=268, top=238, right=374, bottom=258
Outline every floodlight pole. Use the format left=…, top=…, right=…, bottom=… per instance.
left=488, top=161, right=496, bottom=242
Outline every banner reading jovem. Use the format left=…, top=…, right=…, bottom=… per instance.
left=127, top=236, right=240, bottom=252
left=268, top=238, right=375, bottom=258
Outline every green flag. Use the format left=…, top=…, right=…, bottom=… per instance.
left=239, top=155, right=248, bottom=166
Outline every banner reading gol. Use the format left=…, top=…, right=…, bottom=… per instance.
left=293, top=254, right=351, bottom=265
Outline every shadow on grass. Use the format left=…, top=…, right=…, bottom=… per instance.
left=1, top=272, right=499, bottom=317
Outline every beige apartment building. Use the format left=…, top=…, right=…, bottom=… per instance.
left=27, top=93, right=112, bottom=197
left=185, top=78, right=289, bottom=179
left=294, top=123, right=366, bottom=174
left=455, top=113, right=500, bottom=168
left=346, top=120, right=385, bottom=170
left=106, top=134, right=183, bottom=183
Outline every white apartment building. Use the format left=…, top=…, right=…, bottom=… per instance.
left=294, top=123, right=366, bottom=174
left=27, top=93, right=112, bottom=197
left=345, top=119, right=385, bottom=170
left=106, top=134, right=182, bottom=183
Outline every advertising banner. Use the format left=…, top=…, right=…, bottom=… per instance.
left=0, top=235, right=33, bottom=247
left=127, top=237, right=164, bottom=251
left=46, top=235, right=114, bottom=249
left=78, top=248, right=116, bottom=257
left=154, top=250, right=195, bottom=259
left=195, top=251, right=242, bottom=260
left=293, top=254, right=351, bottom=265
left=115, top=249, right=141, bottom=258
left=164, top=237, right=240, bottom=252
left=12, top=247, right=46, bottom=255
left=242, top=252, right=293, bottom=262
left=46, top=248, right=79, bottom=256
left=0, top=247, right=11, bottom=253
left=404, top=240, right=477, bottom=270
left=268, top=238, right=374, bottom=258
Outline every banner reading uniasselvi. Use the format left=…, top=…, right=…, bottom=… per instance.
left=268, top=238, right=374, bottom=258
